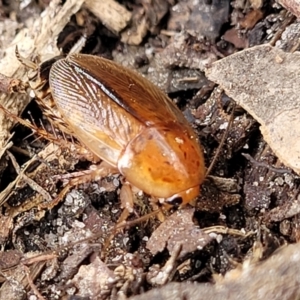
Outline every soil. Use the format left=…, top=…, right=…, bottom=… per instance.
left=0, top=0, right=299, bottom=299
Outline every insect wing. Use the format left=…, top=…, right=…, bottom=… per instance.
left=49, top=58, right=144, bottom=166
left=67, top=54, right=195, bottom=133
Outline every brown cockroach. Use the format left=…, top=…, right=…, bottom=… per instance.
left=4, top=50, right=206, bottom=207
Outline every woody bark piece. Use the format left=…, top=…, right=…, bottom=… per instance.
left=130, top=243, right=300, bottom=300
left=0, top=0, right=84, bottom=149
left=85, top=0, right=132, bottom=33
left=278, top=0, right=300, bottom=18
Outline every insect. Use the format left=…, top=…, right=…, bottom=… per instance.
left=16, top=52, right=206, bottom=206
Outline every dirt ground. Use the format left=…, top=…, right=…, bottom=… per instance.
left=0, top=0, right=300, bottom=299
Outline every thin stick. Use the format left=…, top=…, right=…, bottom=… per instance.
left=206, top=102, right=236, bottom=176
left=6, top=151, right=53, bottom=202
left=23, top=265, right=46, bottom=300
left=241, top=153, right=293, bottom=174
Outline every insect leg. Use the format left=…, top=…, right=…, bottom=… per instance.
left=39, top=161, right=119, bottom=210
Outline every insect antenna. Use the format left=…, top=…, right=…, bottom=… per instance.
left=101, top=209, right=161, bottom=261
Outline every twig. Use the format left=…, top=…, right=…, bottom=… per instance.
left=6, top=151, right=52, bottom=202
left=206, top=102, right=236, bottom=176
left=241, top=153, right=293, bottom=174
left=23, top=265, right=46, bottom=300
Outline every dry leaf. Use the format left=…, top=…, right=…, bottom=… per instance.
left=147, top=208, right=212, bottom=258
left=205, top=44, right=300, bottom=175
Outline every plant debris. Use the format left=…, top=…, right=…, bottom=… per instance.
left=0, top=0, right=299, bottom=299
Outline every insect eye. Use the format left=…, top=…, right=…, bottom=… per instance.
left=166, top=196, right=183, bottom=207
